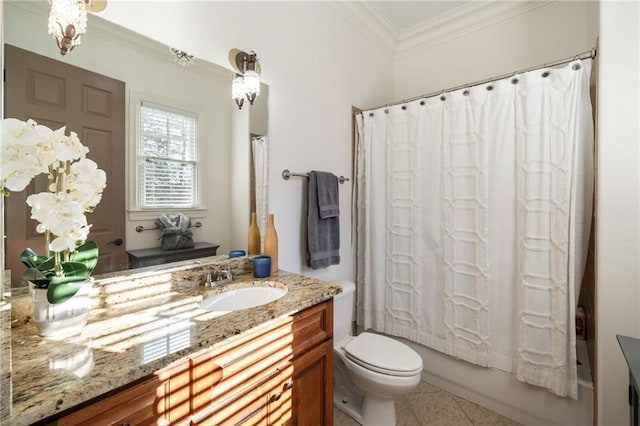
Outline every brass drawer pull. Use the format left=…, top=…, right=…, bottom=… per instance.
left=283, top=380, right=294, bottom=390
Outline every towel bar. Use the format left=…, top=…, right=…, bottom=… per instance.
left=135, top=221, right=202, bottom=233
left=282, top=169, right=350, bottom=184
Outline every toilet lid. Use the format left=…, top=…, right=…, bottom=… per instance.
left=343, top=332, right=423, bottom=377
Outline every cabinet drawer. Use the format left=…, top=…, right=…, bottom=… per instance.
left=56, top=376, right=162, bottom=426
left=190, top=301, right=332, bottom=377
left=57, top=360, right=189, bottom=426
left=191, top=366, right=285, bottom=426
left=191, top=328, right=292, bottom=414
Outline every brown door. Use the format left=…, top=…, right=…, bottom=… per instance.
left=4, top=44, right=127, bottom=288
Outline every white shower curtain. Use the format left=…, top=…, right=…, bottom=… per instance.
left=355, top=60, right=593, bottom=398
left=252, top=136, right=269, bottom=239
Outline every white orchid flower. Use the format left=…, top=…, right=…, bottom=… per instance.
left=66, top=158, right=107, bottom=209
left=1, top=118, right=43, bottom=146
left=50, top=225, right=92, bottom=253
left=52, top=130, right=89, bottom=162
left=3, top=117, right=107, bottom=265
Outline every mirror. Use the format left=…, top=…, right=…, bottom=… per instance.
left=3, top=1, right=268, bottom=290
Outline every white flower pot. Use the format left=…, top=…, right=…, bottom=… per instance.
left=30, top=279, right=93, bottom=340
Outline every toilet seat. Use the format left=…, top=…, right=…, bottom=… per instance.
left=342, top=332, right=423, bottom=377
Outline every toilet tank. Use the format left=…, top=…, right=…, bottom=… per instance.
left=333, top=280, right=356, bottom=341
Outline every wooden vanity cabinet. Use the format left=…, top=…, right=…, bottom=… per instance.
left=190, top=300, right=333, bottom=425
left=51, top=300, right=333, bottom=426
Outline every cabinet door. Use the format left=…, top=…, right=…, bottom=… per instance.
left=285, top=340, right=333, bottom=426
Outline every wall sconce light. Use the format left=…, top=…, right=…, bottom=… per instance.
left=48, top=0, right=106, bottom=56
left=229, top=49, right=261, bottom=110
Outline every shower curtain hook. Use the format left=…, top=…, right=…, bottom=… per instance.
left=486, top=78, right=494, bottom=91
left=541, top=64, right=550, bottom=78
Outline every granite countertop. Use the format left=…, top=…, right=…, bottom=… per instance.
left=2, top=256, right=341, bottom=425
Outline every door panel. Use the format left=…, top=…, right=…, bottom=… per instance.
left=4, top=44, right=127, bottom=288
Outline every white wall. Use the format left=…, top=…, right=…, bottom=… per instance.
left=596, top=1, right=640, bottom=425
left=97, top=1, right=394, bottom=280
left=393, top=1, right=594, bottom=102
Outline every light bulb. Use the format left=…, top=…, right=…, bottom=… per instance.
left=243, top=70, right=260, bottom=105
left=232, top=74, right=246, bottom=109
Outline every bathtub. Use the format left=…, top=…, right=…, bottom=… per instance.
left=402, top=338, right=593, bottom=425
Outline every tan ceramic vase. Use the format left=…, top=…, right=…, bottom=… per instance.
left=247, top=212, right=261, bottom=255
left=264, top=213, right=278, bottom=273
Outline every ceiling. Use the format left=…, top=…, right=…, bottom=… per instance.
left=372, top=1, right=471, bottom=31
left=329, top=1, right=551, bottom=58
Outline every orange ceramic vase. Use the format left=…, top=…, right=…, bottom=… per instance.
left=263, top=213, right=279, bottom=273
left=247, top=212, right=261, bottom=255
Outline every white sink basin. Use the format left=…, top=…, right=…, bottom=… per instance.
left=200, top=284, right=287, bottom=312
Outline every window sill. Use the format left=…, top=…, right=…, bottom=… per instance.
left=128, top=208, right=207, bottom=222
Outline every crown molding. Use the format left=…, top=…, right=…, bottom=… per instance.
left=7, top=1, right=232, bottom=81
left=397, top=0, right=556, bottom=58
left=326, top=1, right=399, bottom=58
left=328, top=0, right=556, bottom=59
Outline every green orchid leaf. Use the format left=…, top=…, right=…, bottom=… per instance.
left=60, top=261, right=90, bottom=279
left=19, top=248, right=48, bottom=269
left=23, top=267, right=51, bottom=289
left=70, top=241, right=99, bottom=274
left=46, top=277, right=89, bottom=304
left=20, top=241, right=99, bottom=297
left=36, top=256, right=56, bottom=273
left=23, top=267, right=48, bottom=281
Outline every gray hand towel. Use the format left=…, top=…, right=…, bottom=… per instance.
left=312, top=170, right=339, bottom=219
left=307, top=172, right=340, bottom=269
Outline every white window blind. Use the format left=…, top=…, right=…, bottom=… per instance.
left=139, top=101, right=199, bottom=209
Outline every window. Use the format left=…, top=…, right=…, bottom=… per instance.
left=137, top=100, right=200, bottom=210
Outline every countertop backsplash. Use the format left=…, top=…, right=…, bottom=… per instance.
left=10, top=254, right=252, bottom=324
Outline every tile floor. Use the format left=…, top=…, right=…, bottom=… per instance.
left=333, top=379, right=521, bottom=426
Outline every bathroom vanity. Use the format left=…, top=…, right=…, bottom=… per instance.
left=2, top=256, right=339, bottom=425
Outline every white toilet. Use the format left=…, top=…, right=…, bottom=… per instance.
left=333, top=281, right=423, bottom=425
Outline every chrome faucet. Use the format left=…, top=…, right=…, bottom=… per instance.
left=213, top=267, right=234, bottom=283
left=204, top=271, right=213, bottom=287
left=203, top=267, right=234, bottom=287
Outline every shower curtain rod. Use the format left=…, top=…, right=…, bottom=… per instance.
left=360, top=47, right=597, bottom=113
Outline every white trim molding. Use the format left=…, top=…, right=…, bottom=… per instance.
left=329, top=0, right=555, bottom=58
left=326, top=1, right=399, bottom=58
